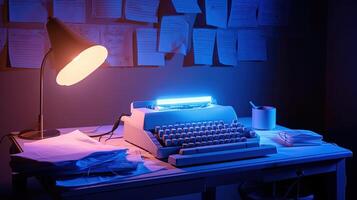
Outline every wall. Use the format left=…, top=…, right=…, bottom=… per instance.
left=326, top=0, right=357, bottom=199
left=0, top=0, right=327, bottom=198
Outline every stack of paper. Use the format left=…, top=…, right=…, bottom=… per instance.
left=277, top=130, right=323, bottom=147
left=11, top=130, right=140, bottom=176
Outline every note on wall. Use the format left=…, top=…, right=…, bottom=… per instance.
left=205, top=0, right=227, bottom=28
left=171, top=0, right=201, bottom=13
left=258, top=0, right=290, bottom=26
left=125, top=0, right=160, bottom=23
left=54, top=0, right=86, bottom=23
left=183, top=14, right=197, bottom=52
left=100, top=24, right=135, bottom=67
left=237, top=30, right=267, bottom=61
left=9, top=28, right=46, bottom=68
left=92, top=0, right=122, bottom=19
left=9, top=0, right=48, bottom=23
left=228, top=0, right=259, bottom=28
left=159, top=16, right=189, bottom=55
left=193, top=28, right=216, bottom=65
left=136, top=28, right=165, bottom=66
left=217, top=29, right=237, bottom=66
left=67, top=23, right=101, bottom=44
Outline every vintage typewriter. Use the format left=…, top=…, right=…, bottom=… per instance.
left=122, top=96, right=277, bottom=167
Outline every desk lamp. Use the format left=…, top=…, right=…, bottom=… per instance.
left=20, top=17, right=108, bottom=140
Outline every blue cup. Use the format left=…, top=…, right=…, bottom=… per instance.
left=252, top=106, right=276, bottom=130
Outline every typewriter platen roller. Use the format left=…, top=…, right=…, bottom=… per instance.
left=122, top=96, right=276, bottom=167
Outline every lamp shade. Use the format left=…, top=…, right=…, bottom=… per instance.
left=46, top=17, right=108, bottom=86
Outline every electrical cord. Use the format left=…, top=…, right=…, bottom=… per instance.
left=89, top=113, right=130, bottom=142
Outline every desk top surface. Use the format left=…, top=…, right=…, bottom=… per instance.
left=10, top=117, right=352, bottom=195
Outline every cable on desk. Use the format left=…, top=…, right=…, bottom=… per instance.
left=89, top=113, right=130, bottom=142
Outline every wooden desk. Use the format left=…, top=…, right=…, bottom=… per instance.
left=9, top=118, right=352, bottom=200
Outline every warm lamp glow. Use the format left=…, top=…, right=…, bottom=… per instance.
left=56, top=45, right=108, bottom=86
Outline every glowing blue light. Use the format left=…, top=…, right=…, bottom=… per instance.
left=156, top=96, right=212, bottom=106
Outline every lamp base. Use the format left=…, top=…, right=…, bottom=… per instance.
left=18, top=129, right=61, bottom=140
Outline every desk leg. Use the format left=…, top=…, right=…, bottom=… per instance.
left=203, top=187, right=216, bottom=200
left=335, top=159, right=346, bottom=200
left=12, top=173, right=27, bottom=199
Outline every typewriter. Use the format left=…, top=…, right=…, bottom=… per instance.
left=122, top=96, right=277, bottom=167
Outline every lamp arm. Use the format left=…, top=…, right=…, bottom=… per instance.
left=39, top=48, right=53, bottom=139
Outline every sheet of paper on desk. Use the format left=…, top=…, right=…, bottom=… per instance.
left=100, top=24, right=134, bottom=67
left=125, top=0, right=160, bottom=23
left=159, top=16, right=189, bottom=55
left=193, top=28, right=216, bottom=65
left=9, top=0, right=48, bottom=22
left=237, top=30, right=267, bottom=61
left=54, top=0, right=86, bottom=23
left=228, top=0, right=259, bottom=28
left=171, top=0, right=201, bottom=13
left=8, top=28, right=45, bottom=68
left=92, top=0, right=122, bottom=18
left=205, top=0, right=227, bottom=28
left=136, top=28, right=165, bottom=66
left=17, top=130, right=124, bottom=162
left=217, top=29, right=237, bottom=66
left=258, top=0, right=291, bottom=26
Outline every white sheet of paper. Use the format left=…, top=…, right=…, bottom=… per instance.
left=9, top=0, right=48, bottom=22
left=54, top=0, right=86, bottom=23
left=92, top=0, right=122, bottom=18
left=228, top=0, right=259, bottom=28
left=100, top=24, right=134, bottom=67
left=67, top=23, right=101, bottom=44
left=193, top=28, right=216, bottom=65
left=17, top=130, right=124, bottom=162
left=9, top=28, right=46, bottom=68
left=159, top=16, right=189, bottom=55
left=171, top=0, right=201, bottom=13
left=125, top=0, right=160, bottom=23
left=136, top=28, right=165, bottom=66
left=258, top=0, right=290, bottom=26
left=182, top=14, right=197, bottom=52
left=205, top=0, right=227, bottom=28
left=217, top=29, right=237, bottom=66
left=237, top=30, right=267, bottom=61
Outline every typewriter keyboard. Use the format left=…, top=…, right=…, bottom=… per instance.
left=153, top=120, right=257, bottom=148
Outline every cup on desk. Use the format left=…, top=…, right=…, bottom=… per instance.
left=252, top=106, right=276, bottom=130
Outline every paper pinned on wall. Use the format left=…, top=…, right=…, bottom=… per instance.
left=67, top=23, right=101, bottom=44
left=125, top=0, right=160, bottom=23
left=9, top=0, right=48, bottom=23
left=158, top=16, right=189, bottom=55
left=182, top=14, right=197, bottom=52
left=171, top=0, right=201, bottom=13
left=136, top=28, right=165, bottom=66
left=92, top=0, right=122, bottom=19
left=54, top=0, right=86, bottom=23
left=258, top=0, right=291, bottom=26
left=228, top=0, right=259, bottom=28
left=193, top=28, right=216, bottom=65
left=205, top=0, right=227, bottom=28
left=8, top=28, right=46, bottom=68
left=100, top=24, right=135, bottom=67
left=217, top=29, right=237, bottom=66
left=237, top=30, right=267, bottom=61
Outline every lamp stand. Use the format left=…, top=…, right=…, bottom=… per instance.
left=19, top=49, right=60, bottom=140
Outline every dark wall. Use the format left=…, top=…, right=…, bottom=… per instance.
left=327, top=0, right=357, bottom=199
left=0, top=0, right=328, bottom=198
